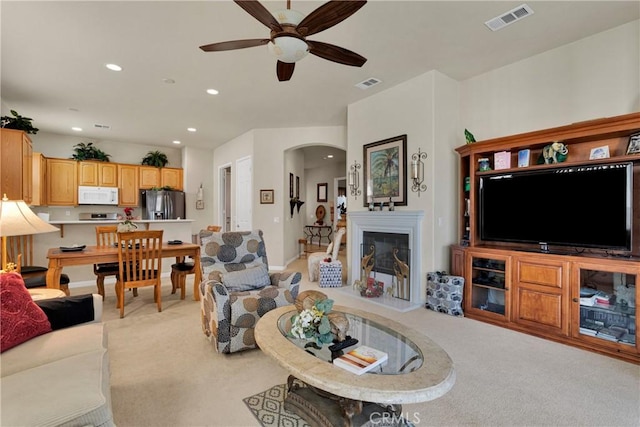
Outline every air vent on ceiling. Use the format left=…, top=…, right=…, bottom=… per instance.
left=356, top=77, right=382, bottom=90
left=485, top=4, right=534, bottom=31
left=94, top=124, right=111, bottom=130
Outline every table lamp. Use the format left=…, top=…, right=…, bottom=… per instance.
left=0, top=194, right=59, bottom=272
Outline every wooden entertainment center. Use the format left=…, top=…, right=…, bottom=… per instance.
left=452, top=112, right=640, bottom=363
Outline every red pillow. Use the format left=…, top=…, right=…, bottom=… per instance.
left=0, top=272, right=52, bottom=352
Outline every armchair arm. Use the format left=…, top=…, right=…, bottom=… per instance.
left=34, top=294, right=102, bottom=330
left=269, top=271, right=301, bottom=300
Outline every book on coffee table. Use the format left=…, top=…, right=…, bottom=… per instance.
left=333, top=345, right=388, bottom=375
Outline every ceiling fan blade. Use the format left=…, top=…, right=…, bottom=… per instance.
left=234, top=0, right=282, bottom=31
left=297, top=0, right=367, bottom=37
left=199, top=39, right=269, bottom=52
left=277, top=61, right=295, bottom=81
left=307, top=40, right=367, bottom=67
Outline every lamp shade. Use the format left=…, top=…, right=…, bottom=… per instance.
left=268, top=37, right=309, bottom=63
left=0, top=196, right=59, bottom=237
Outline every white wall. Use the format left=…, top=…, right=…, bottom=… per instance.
left=182, top=146, right=215, bottom=239
left=211, top=126, right=347, bottom=268
left=461, top=20, right=640, bottom=141
left=304, top=159, right=346, bottom=229
left=347, top=70, right=460, bottom=302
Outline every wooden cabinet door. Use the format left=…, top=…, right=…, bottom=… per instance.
left=161, top=167, right=183, bottom=190
left=78, top=162, right=98, bottom=186
left=31, top=152, right=47, bottom=206
left=139, top=166, right=160, bottom=189
left=118, top=164, right=139, bottom=206
left=464, top=250, right=511, bottom=323
left=0, top=129, right=32, bottom=203
left=450, top=245, right=465, bottom=277
left=46, top=158, right=77, bottom=205
left=513, top=255, right=570, bottom=336
left=99, top=163, right=118, bottom=187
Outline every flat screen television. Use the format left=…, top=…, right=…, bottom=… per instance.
left=479, top=162, right=633, bottom=251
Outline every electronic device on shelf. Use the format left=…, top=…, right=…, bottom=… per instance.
left=479, top=162, right=632, bottom=252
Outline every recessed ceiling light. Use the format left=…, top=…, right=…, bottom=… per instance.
left=206, top=89, right=219, bottom=95
left=173, top=140, right=181, bottom=144
left=163, top=78, right=176, bottom=84
left=105, top=63, right=122, bottom=71
left=71, top=127, right=82, bottom=131
left=327, top=154, right=334, bottom=158
left=187, top=128, right=196, bottom=132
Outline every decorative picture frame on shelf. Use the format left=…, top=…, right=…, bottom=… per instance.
left=260, top=189, right=274, bottom=204
left=317, top=183, right=328, bottom=202
left=589, top=145, right=610, bottom=160
left=626, top=132, right=640, bottom=155
left=363, top=134, right=407, bottom=207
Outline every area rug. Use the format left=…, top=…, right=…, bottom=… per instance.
left=244, top=383, right=415, bottom=427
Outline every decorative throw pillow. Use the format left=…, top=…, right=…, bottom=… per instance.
left=0, top=272, right=52, bottom=352
left=222, top=264, right=271, bottom=292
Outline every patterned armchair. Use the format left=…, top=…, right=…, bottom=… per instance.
left=198, top=229, right=301, bottom=354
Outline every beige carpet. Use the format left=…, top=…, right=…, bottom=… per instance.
left=71, top=255, right=640, bottom=427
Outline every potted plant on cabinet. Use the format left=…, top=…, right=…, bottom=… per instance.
left=71, top=142, right=111, bottom=161
left=0, top=110, right=39, bottom=134
left=141, top=151, right=168, bottom=168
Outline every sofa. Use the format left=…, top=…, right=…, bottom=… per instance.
left=198, top=229, right=301, bottom=353
left=0, top=272, right=114, bottom=427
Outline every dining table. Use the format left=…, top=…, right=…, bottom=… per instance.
left=45, top=242, right=202, bottom=301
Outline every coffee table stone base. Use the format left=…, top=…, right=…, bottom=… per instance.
left=285, top=376, right=405, bottom=427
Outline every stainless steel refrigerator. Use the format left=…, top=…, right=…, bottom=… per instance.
left=140, top=189, right=185, bottom=220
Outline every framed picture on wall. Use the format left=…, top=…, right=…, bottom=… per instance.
left=317, top=183, right=328, bottom=202
left=289, top=173, right=294, bottom=198
left=296, top=176, right=300, bottom=198
left=363, top=134, right=407, bottom=207
left=260, top=189, right=274, bottom=204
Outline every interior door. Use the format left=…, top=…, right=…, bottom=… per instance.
left=219, top=165, right=232, bottom=232
left=235, top=156, right=252, bottom=231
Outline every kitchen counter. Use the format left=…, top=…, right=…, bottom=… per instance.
left=46, top=219, right=194, bottom=238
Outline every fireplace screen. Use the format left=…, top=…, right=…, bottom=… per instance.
left=361, top=232, right=411, bottom=301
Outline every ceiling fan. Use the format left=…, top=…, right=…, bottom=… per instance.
left=199, top=0, right=367, bottom=82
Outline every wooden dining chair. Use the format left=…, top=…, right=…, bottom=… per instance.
left=115, top=230, right=163, bottom=318
left=94, top=226, right=120, bottom=300
left=170, top=225, right=221, bottom=298
left=5, top=235, right=70, bottom=294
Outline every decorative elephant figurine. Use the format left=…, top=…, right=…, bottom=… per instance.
left=541, top=142, right=568, bottom=164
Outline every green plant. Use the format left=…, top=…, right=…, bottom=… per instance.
left=71, top=142, right=111, bottom=162
left=0, top=110, right=39, bottom=134
left=141, top=150, right=168, bottom=168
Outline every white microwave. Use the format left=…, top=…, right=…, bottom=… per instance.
left=78, top=186, right=119, bottom=205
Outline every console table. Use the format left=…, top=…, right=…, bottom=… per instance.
left=304, top=225, right=332, bottom=247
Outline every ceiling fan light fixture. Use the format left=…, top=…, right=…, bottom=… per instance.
left=268, top=36, right=308, bottom=63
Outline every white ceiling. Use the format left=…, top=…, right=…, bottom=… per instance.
left=2, top=1, right=638, bottom=152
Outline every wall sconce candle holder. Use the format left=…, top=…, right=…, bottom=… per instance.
left=411, top=148, right=427, bottom=196
left=348, top=160, right=361, bottom=199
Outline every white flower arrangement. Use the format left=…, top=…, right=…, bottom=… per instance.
left=289, top=298, right=335, bottom=345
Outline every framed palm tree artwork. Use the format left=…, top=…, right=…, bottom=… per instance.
left=363, top=134, right=407, bottom=207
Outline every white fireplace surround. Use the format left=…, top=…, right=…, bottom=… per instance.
left=349, top=210, right=425, bottom=306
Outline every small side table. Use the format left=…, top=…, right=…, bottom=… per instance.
left=28, top=288, right=66, bottom=301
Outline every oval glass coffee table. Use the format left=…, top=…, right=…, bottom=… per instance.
left=255, top=305, right=455, bottom=426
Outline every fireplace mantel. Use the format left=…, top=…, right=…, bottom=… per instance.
left=349, top=211, right=425, bottom=306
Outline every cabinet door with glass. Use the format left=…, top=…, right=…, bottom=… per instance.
left=572, top=261, right=638, bottom=355
left=465, top=251, right=511, bottom=322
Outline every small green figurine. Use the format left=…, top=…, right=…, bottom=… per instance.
left=465, top=129, right=476, bottom=144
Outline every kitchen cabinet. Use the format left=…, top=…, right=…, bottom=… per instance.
left=139, top=166, right=160, bottom=189
left=78, top=161, right=118, bottom=187
left=46, top=158, right=77, bottom=206
left=161, top=167, right=183, bottom=190
left=0, top=129, right=32, bottom=203
left=118, top=164, right=139, bottom=206
left=31, top=152, right=47, bottom=206
left=139, top=166, right=183, bottom=190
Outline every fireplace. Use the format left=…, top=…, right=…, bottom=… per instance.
left=349, top=211, right=424, bottom=310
